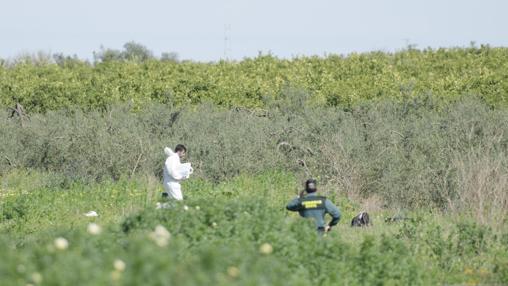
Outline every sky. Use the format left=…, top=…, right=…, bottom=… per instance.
left=1, top=0, right=507, bottom=62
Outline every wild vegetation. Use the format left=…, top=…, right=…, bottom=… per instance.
left=1, top=172, right=508, bottom=285
left=1, top=46, right=508, bottom=285
left=2, top=94, right=508, bottom=219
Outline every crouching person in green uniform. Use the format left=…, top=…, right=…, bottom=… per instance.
left=286, top=179, right=341, bottom=235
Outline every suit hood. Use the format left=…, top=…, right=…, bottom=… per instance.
left=164, top=147, right=175, bottom=157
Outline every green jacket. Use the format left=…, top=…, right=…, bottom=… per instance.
left=286, top=192, right=341, bottom=231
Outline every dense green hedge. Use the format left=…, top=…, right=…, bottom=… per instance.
left=1, top=46, right=507, bottom=112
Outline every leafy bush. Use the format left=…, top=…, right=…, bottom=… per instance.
left=2, top=96, right=508, bottom=212
left=1, top=46, right=508, bottom=112
left=1, top=174, right=507, bottom=285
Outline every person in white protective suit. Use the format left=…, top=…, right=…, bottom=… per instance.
left=162, top=144, right=193, bottom=200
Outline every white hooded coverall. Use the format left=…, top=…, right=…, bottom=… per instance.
left=163, top=147, right=192, bottom=200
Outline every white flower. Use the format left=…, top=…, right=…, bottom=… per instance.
left=154, top=225, right=170, bottom=238
left=227, top=266, right=240, bottom=278
left=87, top=223, right=102, bottom=235
left=31, top=272, right=43, bottom=284
left=54, top=237, right=69, bottom=250
left=195, top=205, right=200, bottom=210
left=211, top=222, right=218, bottom=228
left=149, top=225, right=171, bottom=247
left=113, top=259, right=126, bottom=272
left=259, top=243, right=273, bottom=255
left=183, top=205, right=189, bottom=211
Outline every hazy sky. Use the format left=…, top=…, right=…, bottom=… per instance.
left=1, top=0, right=507, bottom=62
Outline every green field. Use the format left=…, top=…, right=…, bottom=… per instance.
left=2, top=47, right=508, bottom=285
left=1, top=171, right=507, bottom=286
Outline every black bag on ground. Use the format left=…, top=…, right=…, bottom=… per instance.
left=351, top=211, right=370, bottom=227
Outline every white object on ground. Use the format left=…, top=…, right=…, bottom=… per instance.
left=84, top=211, right=98, bottom=217
left=156, top=202, right=171, bottom=209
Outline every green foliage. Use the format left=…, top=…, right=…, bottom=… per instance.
left=1, top=46, right=508, bottom=112
left=93, top=42, right=155, bottom=63
left=1, top=96, right=508, bottom=211
left=2, top=44, right=507, bottom=285
left=1, top=173, right=507, bottom=285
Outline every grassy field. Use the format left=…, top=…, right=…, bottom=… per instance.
left=2, top=45, right=508, bottom=285
left=1, top=171, right=507, bottom=286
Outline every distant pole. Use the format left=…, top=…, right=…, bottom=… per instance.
left=224, top=24, right=232, bottom=60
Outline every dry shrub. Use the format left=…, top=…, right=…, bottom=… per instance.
left=452, top=151, right=508, bottom=226
left=1, top=94, right=508, bottom=216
